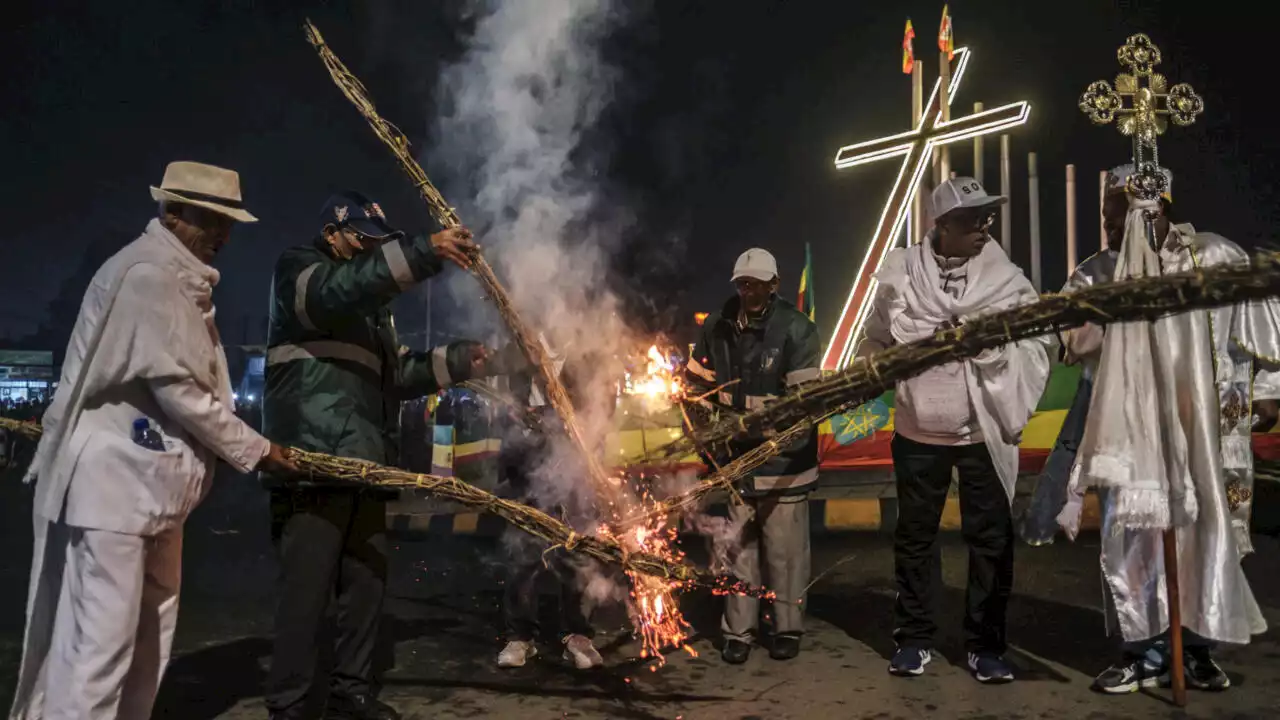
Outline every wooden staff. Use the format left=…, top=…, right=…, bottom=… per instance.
left=1163, top=528, right=1186, bottom=705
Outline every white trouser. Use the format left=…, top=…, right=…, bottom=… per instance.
left=722, top=494, right=811, bottom=641
left=9, top=519, right=182, bottom=720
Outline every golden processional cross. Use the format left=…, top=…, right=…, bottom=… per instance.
left=1079, top=33, right=1204, bottom=210
left=822, top=47, right=1030, bottom=371
left=1078, top=33, right=1203, bottom=709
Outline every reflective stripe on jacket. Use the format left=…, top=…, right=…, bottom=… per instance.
left=262, top=236, right=475, bottom=490
left=685, top=295, right=821, bottom=496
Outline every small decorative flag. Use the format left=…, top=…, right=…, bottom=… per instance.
left=797, top=242, right=815, bottom=323
left=902, top=19, right=916, bottom=75
left=938, top=5, right=954, bottom=60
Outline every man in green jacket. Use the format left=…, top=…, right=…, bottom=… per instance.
left=262, top=191, right=487, bottom=720
left=684, top=248, right=821, bottom=664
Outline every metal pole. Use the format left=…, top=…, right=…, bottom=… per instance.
left=1028, top=152, right=1042, bottom=292
left=973, top=101, right=985, bottom=184
left=1066, top=164, right=1078, bottom=274
left=938, top=50, right=952, bottom=182
left=911, top=61, right=925, bottom=245
left=999, top=135, right=1012, bottom=256
left=1099, top=169, right=1109, bottom=250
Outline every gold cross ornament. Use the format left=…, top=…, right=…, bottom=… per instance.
left=1079, top=34, right=1204, bottom=201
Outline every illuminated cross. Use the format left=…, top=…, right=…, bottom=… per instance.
left=822, top=47, right=1031, bottom=371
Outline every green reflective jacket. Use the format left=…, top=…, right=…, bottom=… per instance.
left=262, top=235, right=474, bottom=489
left=685, top=295, right=821, bottom=497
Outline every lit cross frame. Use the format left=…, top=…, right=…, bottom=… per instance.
left=822, top=47, right=1031, bottom=371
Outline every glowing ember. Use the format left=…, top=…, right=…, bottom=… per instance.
left=598, top=483, right=699, bottom=666
left=621, top=345, right=685, bottom=410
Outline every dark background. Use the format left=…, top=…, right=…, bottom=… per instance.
left=2, top=0, right=1273, bottom=358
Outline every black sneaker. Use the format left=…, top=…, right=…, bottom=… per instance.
left=721, top=638, right=752, bottom=664
left=1091, top=653, right=1165, bottom=694
left=1173, top=647, right=1231, bottom=691
left=325, top=693, right=402, bottom=720
left=967, top=652, right=1015, bottom=684
left=888, top=647, right=932, bottom=677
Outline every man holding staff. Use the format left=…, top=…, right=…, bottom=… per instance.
left=1058, top=165, right=1280, bottom=694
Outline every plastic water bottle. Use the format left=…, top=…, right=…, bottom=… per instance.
left=132, top=418, right=166, bottom=451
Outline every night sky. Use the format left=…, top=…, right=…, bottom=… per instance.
left=4, top=1, right=1274, bottom=358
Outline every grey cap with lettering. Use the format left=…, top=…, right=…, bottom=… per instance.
left=931, top=177, right=1008, bottom=220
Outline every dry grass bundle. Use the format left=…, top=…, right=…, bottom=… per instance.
left=0, top=416, right=771, bottom=596
left=303, top=19, right=613, bottom=499
left=633, top=254, right=1280, bottom=513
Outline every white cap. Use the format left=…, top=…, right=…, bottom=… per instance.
left=731, top=248, right=778, bottom=282
left=931, top=177, right=1007, bottom=220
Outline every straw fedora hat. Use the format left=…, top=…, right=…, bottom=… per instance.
left=149, top=161, right=258, bottom=223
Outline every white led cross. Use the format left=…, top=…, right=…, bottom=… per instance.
left=822, top=47, right=1031, bottom=370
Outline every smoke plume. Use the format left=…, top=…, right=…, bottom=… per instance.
left=428, top=0, right=652, bottom=626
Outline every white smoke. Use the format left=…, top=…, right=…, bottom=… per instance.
left=428, top=0, right=645, bottom=627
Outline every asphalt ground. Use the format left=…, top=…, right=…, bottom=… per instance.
left=2, top=465, right=1279, bottom=719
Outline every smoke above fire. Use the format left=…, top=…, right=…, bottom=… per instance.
left=427, top=0, right=743, bottom=659
left=427, top=0, right=654, bottom=619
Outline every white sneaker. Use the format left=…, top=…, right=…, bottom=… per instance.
left=562, top=634, right=604, bottom=669
left=498, top=640, right=538, bottom=668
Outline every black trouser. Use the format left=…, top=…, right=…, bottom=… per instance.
left=503, top=547, right=594, bottom=642
left=265, top=489, right=388, bottom=718
left=891, top=434, right=1014, bottom=655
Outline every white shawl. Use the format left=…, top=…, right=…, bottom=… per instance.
left=880, top=236, right=1052, bottom=498
left=1067, top=202, right=1200, bottom=530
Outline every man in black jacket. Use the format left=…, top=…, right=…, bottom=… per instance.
left=684, top=248, right=821, bottom=664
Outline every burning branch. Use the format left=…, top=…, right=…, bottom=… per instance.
left=303, top=20, right=712, bottom=662
left=302, top=19, right=613, bottom=498
left=0, top=416, right=769, bottom=598
left=631, top=254, right=1280, bottom=519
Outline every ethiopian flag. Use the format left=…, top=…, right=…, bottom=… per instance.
left=938, top=5, right=954, bottom=60
left=797, top=242, right=815, bottom=322
left=902, top=19, right=915, bottom=75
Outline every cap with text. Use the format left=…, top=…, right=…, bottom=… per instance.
left=931, top=176, right=1008, bottom=220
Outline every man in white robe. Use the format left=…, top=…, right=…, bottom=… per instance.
left=859, top=177, right=1053, bottom=683
left=9, top=161, right=297, bottom=720
left=1059, top=164, right=1280, bottom=694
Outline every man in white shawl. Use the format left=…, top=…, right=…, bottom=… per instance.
left=859, top=177, right=1052, bottom=683
left=9, top=161, right=297, bottom=720
left=1058, top=164, right=1280, bottom=694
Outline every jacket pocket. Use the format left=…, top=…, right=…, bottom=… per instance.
left=64, top=429, right=197, bottom=533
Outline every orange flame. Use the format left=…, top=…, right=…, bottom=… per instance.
left=621, top=345, right=685, bottom=407
left=598, top=482, right=699, bottom=666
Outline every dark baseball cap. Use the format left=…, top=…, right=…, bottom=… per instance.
left=319, top=191, right=404, bottom=240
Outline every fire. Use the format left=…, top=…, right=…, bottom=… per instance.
left=598, top=482, right=699, bottom=666
left=622, top=345, right=684, bottom=408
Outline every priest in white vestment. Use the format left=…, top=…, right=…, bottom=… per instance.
left=1059, top=165, right=1280, bottom=694
left=859, top=177, right=1053, bottom=684
left=9, top=162, right=297, bottom=720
